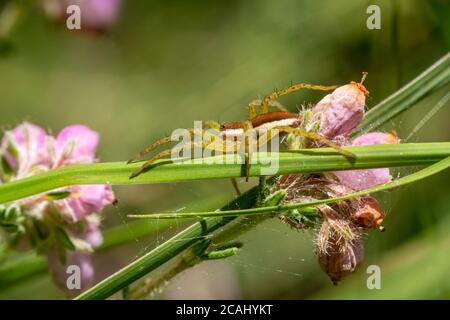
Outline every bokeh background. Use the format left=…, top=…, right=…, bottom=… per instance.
left=0, top=0, right=449, bottom=299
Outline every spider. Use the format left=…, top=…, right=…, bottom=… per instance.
left=128, top=81, right=356, bottom=182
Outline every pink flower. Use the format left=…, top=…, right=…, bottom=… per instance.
left=53, top=125, right=99, bottom=166
left=84, top=221, right=103, bottom=248
left=333, top=132, right=399, bottom=190
left=312, top=82, right=368, bottom=138
left=352, top=131, right=399, bottom=146
left=57, top=184, right=115, bottom=222
left=79, top=0, right=122, bottom=29
left=43, top=0, right=122, bottom=33
left=1, top=122, right=50, bottom=176
left=49, top=125, right=114, bottom=222
left=309, top=80, right=399, bottom=191
left=47, top=249, right=95, bottom=294
left=47, top=215, right=102, bottom=294
left=0, top=121, right=114, bottom=293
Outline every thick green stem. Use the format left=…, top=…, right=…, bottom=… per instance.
left=75, top=187, right=260, bottom=300
left=0, top=143, right=448, bottom=205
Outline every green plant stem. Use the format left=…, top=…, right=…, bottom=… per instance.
left=129, top=213, right=273, bottom=300
left=75, top=187, right=260, bottom=300
left=129, top=240, right=211, bottom=299
left=131, top=156, right=450, bottom=219
left=0, top=143, right=448, bottom=205
left=128, top=178, right=275, bottom=299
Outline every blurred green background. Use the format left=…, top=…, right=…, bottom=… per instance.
left=0, top=0, right=449, bottom=299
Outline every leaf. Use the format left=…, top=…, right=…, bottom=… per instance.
left=0, top=222, right=20, bottom=233
left=54, top=228, right=76, bottom=251
left=43, top=191, right=71, bottom=200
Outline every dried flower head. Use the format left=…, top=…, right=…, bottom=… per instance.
left=317, top=226, right=364, bottom=284
left=271, top=173, right=380, bottom=283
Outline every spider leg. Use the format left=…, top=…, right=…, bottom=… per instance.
left=274, top=126, right=356, bottom=158
left=248, top=99, right=287, bottom=118
left=260, top=83, right=338, bottom=114
left=256, top=128, right=279, bottom=150
left=129, top=149, right=173, bottom=178
left=129, top=136, right=228, bottom=179
left=127, top=136, right=173, bottom=164
left=242, top=120, right=254, bottom=181
left=128, top=122, right=221, bottom=164
left=247, top=100, right=259, bottom=119
left=231, top=178, right=241, bottom=196
left=203, top=120, right=221, bottom=131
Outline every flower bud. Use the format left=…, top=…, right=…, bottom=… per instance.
left=312, top=82, right=368, bottom=138
left=318, top=236, right=364, bottom=284
left=352, top=196, right=385, bottom=229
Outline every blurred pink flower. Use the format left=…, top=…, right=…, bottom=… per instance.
left=333, top=132, right=399, bottom=190
left=312, top=82, right=368, bottom=138
left=84, top=220, right=103, bottom=248
left=50, top=125, right=114, bottom=222
left=57, top=184, right=114, bottom=222
left=47, top=249, right=95, bottom=294
left=47, top=215, right=103, bottom=294
left=43, top=0, right=122, bottom=33
left=1, top=122, right=50, bottom=176
left=1, top=121, right=114, bottom=293
left=53, top=124, right=99, bottom=166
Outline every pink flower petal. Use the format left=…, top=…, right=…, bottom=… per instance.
left=57, top=185, right=114, bottom=222
left=85, top=223, right=103, bottom=248
left=1, top=122, right=49, bottom=171
left=47, top=249, right=95, bottom=294
left=44, top=0, right=122, bottom=32
left=333, top=168, right=392, bottom=191
left=312, top=83, right=367, bottom=138
left=352, top=131, right=399, bottom=146
left=55, top=125, right=99, bottom=165
left=333, top=132, right=399, bottom=190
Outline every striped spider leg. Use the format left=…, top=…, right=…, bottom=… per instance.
left=128, top=120, right=224, bottom=178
